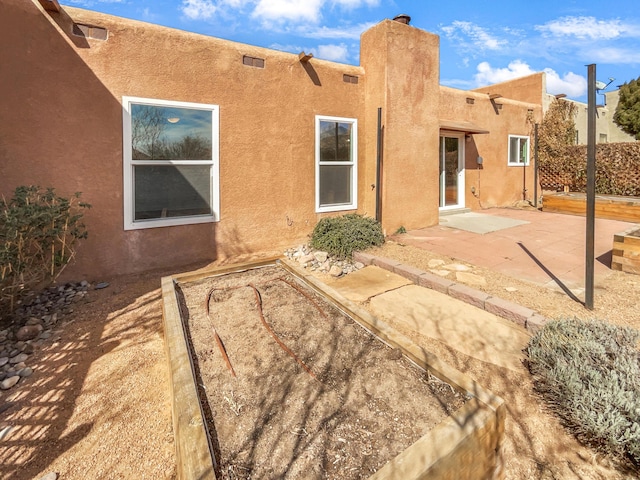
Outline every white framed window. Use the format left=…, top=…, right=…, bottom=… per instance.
left=508, top=135, right=530, bottom=166
left=315, top=115, right=357, bottom=213
left=122, top=97, right=220, bottom=230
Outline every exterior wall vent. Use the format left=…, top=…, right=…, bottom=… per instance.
left=466, top=97, right=475, bottom=105
left=343, top=74, right=359, bottom=84
left=72, top=23, right=108, bottom=41
left=243, top=55, right=265, bottom=68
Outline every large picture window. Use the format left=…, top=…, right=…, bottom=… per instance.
left=123, top=97, right=219, bottom=230
left=508, top=135, right=530, bottom=166
left=315, top=115, right=357, bottom=212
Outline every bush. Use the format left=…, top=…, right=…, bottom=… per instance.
left=1, top=186, right=90, bottom=314
left=527, top=318, right=640, bottom=468
left=310, top=214, right=384, bottom=259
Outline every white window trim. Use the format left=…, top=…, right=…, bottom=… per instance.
left=507, top=135, right=530, bottom=166
left=315, top=115, right=358, bottom=213
left=122, top=96, right=220, bottom=230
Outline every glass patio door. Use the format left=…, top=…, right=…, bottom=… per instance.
left=439, top=134, right=465, bottom=209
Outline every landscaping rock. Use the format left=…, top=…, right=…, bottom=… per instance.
left=313, top=251, right=328, bottom=263
left=329, top=265, right=343, bottom=277
left=428, top=259, right=446, bottom=268
left=9, top=353, right=28, bottom=364
left=298, top=254, right=315, bottom=265
left=39, top=473, right=58, bottom=480
left=456, top=271, right=487, bottom=286
left=1, top=376, right=20, bottom=390
left=444, top=263, right=472, bottom=272
left=16, top=324, right=43, bottom=341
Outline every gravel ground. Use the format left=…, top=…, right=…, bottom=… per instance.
left=0, top=242, right=637, bottom=480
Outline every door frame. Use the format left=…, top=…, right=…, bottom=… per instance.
left=438, top=131, right=465, bottom=211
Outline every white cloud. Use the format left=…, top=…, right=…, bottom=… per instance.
left=536, top=16, right=635, bottom=40
left=587, top=47, right=640, bottom=65
left=474, top=60, right=536, bottom=84
left=332, top=0, right=379, bottom=8
left=179, top=0, right=380, bottom=26
left=441, top=21, right=507, bottom=51
left=182, top=0, right=217, bottom=20
left=544, top=70, right=587, bottom=98
left=252, top=0, right=324, bottom=23
left=474, top=60, right=587, bottom=98
left=296, top=22, right=375, bottom=40
left=316, top=43, right=349, bottom=62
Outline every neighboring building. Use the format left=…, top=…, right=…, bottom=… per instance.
left=2, top=0, right=542, bottom=279
left=477, top=72, right=636, bottom=145
left=545, top=89, right=635, bottom=145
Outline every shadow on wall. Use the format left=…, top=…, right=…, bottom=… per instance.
left=1, top=1, right=121, bottom=277
left=1, top=1, right=221, bottom=279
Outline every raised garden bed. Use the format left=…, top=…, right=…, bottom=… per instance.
left=612, top=226, right=640, bottom=275
left=161, top=258, right=505, bottom=480
left=542, top=192, right=640, bottom=222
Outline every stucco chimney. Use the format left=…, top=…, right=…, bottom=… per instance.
left=393, top=14, right=411, bottom=25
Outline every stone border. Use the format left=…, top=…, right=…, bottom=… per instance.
left=162, top=257, right=506, bottom=480
left=354, top=252, right=548, bottom=334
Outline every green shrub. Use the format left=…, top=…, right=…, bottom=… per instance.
left=1, top=186, right=90, bottom=314
left=527, top=318, right=640, bottom=469
left=310, top=214, right=384, bottom=259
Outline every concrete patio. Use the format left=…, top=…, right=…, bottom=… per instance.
left=395, top=208, right=636, bottom=292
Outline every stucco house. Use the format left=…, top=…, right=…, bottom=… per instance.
left=2, top=0, right=543, bottom=280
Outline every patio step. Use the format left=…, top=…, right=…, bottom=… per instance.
left=439, top=208, right=471, bottom=217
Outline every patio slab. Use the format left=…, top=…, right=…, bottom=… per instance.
left=439, top=211, right=529, bottom=234
left=398, top=208, right=636, bottom=290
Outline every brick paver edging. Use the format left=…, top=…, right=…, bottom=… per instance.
left=353, top=251, right=547, bottom=334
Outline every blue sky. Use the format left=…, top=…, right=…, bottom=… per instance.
left=63, top=0, right=640, bottom=102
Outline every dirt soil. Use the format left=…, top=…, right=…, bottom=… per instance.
left=0, top=242, right=638, bottom=480
left=177, top=265, right=465, bottom=480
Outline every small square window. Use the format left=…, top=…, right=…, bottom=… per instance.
left=508, top=135, right=530, bottom=166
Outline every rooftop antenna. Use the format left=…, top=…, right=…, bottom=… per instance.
left=595, top=77, right=615, bottom=91
left=595, top=77, right=615, bottom=105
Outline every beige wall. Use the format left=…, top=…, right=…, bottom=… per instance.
left=362, top=21, right=441, bottom=234
left=2, top=1, right=364, bottom=279
left=474, top=73, right=545, bottom=106
left=569, top=90, right=636, bottom=144
left=439, top=88, right=542, bottom=208
left=2, top=1, right=549, bottom=280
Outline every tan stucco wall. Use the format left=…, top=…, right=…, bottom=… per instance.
left=440, top=87, right=542, bottom=208
left=2, top=0, right=365, bottom=279
left=473, top=73, right=545, bottom=106
left=2, top=2, right=550, bottom=279
left=362, top=21, right=441, bottom=234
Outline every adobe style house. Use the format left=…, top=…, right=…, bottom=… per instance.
left=2, top=0, right=542, bottom=280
